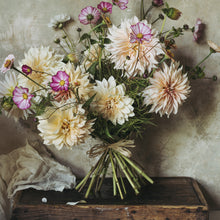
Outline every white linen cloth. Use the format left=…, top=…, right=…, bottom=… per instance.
left=0, top=142, right=76, bottom=220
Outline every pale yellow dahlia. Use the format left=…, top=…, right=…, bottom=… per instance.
left=91, top=76, right=134, bottom=125
left=142, top=62, right=190, bottom=117
left=18, top=46, right=64, bottom=99
left=37, top=104, right=94, bottom=150
left=105, top=16, right=164, bottom=77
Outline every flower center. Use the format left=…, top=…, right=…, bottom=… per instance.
left=87, top=14, right=94, bottom=21
left=59, top=80, right=65, bottom=86
left=61, top=119, right=70, bottom=134
left=4, top=60, right=11, bottom=68
left=136, top=33, right=143, bottom=39
left=22, top=93, right=28, bottom=100
left=103, top=7, right=108, bottom=12
left=74, top=81, right=80, bottom=86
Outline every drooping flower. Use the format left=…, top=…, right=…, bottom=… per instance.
left=1, top=54, right=15, bottom=73
left=162, top=7, right=182, bottom=20
left=78, top=6, right=101, bottom=25
left=105, top=16, right=164, bottom=77
left=142, top=62, right=190, bottom=117
left=193, top=19, right=205, bottom=42
left=48, top=14, right=71, bottom=29
left=130, top=22, right=152, bottom=44
left=50, top=71, right=69, bottom=92
left=97, top=1, right=113, bottom=14
left=112, top=0, right=128, bottom=10
left=152, top=0, right=164, bottom=7
left=37, top=104, right=94, bottom=149
left=91, top=76, right=134, bottom=125
left=207, top=40, right=220, bottom=53
left=18, top=46, right=64, bottom=99
left=12, top=86, right=34, bottom=110
left=22, top=65, right=32, bottom=75
left=52, top=63, right=93, bottom=102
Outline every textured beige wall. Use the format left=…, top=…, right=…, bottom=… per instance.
left=1, top=0, right=220, bottom=209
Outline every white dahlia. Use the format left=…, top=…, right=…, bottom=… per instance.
left=142, top=62, right=191, bottom=117
left=0, top=71, right=31, bottom=120
left=52, top=62, right=93, bottom=102
left=92, top=76, right=134, bottom=125
left=18, top=46, right=64, bottom=99
left=105, top=16, right=164, bottom=77
left=37, top=104, right=94, bottom=150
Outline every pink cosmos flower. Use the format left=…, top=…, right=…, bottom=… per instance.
left=112, top=0, right=128, bottom=10
left=193, top=18, right=205, bottom=42
left=12, top=86, right=34, bottom=110
left=97, top=1, right=113, bottom=14
left=130, top=22, right=152, bottom=44
left=1, top=54, right=15, bottom=73
left=78, top=6, right=101, bottom=25
left=22, top=65, right=32, bottom=75
left=50, top=71, right=69, bottom=92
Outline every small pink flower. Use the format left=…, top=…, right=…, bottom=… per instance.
left=130, top=22, right=152, bottom=44
left=1, top=54, right=15, bottom=73
left=50, top=71, right=69, bottom=92
left=97, top=1, right=113, bottom=14
left=193, top=18, right=205, bottom=42
left=13, top=86, right=34, bottom=110
left=78, top=6, right=101, bottom=25
left=152, top=0, right=164, bottom=7
left=22, top=65, right=32, bottom=75
left=112, top=0, right=128, bottom=10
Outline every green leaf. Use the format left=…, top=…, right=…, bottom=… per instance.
left=90, top=39, right=97, bottom=45
left=104, top=38, right=111, bottom=44
left=80, top=33, right=91, bottom=42
left=82, top=94, right=96, bottom=109
left=87, top=61, right=98, bottom=75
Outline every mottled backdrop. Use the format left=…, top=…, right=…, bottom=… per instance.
left=1, top=0, right=220, bottom=209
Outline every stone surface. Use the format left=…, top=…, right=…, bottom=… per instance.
left=1, top=0, right=220, bottom=210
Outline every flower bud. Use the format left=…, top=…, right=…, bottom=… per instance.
left=162, top=7, right=182, bottom=20
left=22, top=65, right=32, bottom=75
left=2, top=101, right=13, bottom=111
left=54, top=38, right=60, bottom=44
left=213, top=75, right=218, bottom=81
left=77, top=28, right=82, bottom=32
left=67, top=53, right=79, bottom=64
left=152, top=0, right=164, bottom=7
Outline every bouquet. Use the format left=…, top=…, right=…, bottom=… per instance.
left=0, top=0, right=218, bottom=199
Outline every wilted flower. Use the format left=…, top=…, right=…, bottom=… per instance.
left=97, top=1, right=113, bottom=14
left=112, top=0, right=128, bottom=10
left=78, top=6, right=101, bottom=25
left=130, top=22, right=152, bottom=44
left=142, top=62, right=190, bottom=117
left=22, top=65, right=32, bottom=75
left=50, top=71, right=70, bottom=92
left=193, top=19, right=205, bottom=42
left=92, top=76, right=134, bottom=125
left=162, top=7, right=182, bottom=20
left=12, top=86, right=34, bottom=110
left=207, top=40, right=220, bottom=53
left=48, top=14, right=71, bottom=29
left=37, top=104, right=94, bottom=149
left=152, top=0, right=164, bottom=7
left=105, top=16, right=164, bottom=77
left=1, top=54, right=15, bottom=73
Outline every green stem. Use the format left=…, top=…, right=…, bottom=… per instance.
left=140, top=0, right=144, bottom=20
left=152, top=17, right=160, bottom=25
left=62, top=28, right=76, bottom=51
left=144, top=5, right=153, bottom=19
left=13, top=67, right=46, bottom=90
left=88, top=23, right=104, bottom=35
left=160, top=15, right=167, bottom=33
left=194, top=50, right=214, bottom=68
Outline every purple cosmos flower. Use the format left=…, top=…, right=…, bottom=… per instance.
left=78, top=6, right=101, bottom=25
left=152, top=0, right=164, bottom=7
left=22, top=65, right=32, bottom=75
left=130, top=22, right=152, bottom=44
left=97, top=1, right=113, bottom=14
left=112, top=0, right=128, bottom=10
left=50, top=71, right=69, bottom=92
left=193, top=19, right=205, bottom=42
left=13, top=86, right=34, bottom=110
left=1, top=54, right=15, bottom=73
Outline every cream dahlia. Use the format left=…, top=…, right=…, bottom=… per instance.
left=91, top=76, right=134, bottom=125
left=105, top=16, right=164, bottom=77
left=142, top=62, right=190, bottom=117
left=18, top=46, right=64, bottom=99
left=52, top=62, right=93, bottom=102
left=37, top=104, right=94, bottom=149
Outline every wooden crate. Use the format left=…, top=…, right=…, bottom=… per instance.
left=11, top=177, right=208, bottom=220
